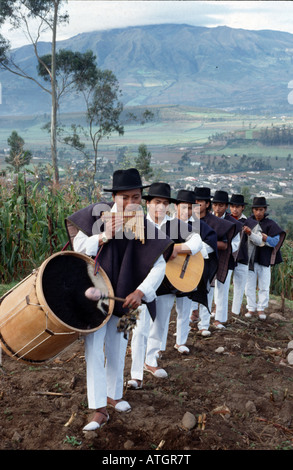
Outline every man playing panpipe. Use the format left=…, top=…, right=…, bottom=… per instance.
left=66, top=168, right=173, bottom=431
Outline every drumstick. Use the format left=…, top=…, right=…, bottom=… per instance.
left=85, top=287, right=126, bottom=303
left=103, top=295, right=126, bottom=303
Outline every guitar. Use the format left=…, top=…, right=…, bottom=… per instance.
left=165, top=250, right=204, bottom=293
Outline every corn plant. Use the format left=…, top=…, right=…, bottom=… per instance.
left=271, top=240, right=293, bottom=305
left=0, top=170, right=88, bottom=284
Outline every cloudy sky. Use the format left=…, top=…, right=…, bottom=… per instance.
left=3, top=1, right=293, bottom=49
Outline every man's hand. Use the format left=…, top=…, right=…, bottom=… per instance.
left=243, top=226, right=251, bottom=236
left=104, top=213, right=124, bottom=239
left=123, top=289, right=144, bottom=309
left=169, top=244, right=182, bottom=260
left=169, top=243, right=194, bottom=260
left=217, top=241, right=228, bottom=251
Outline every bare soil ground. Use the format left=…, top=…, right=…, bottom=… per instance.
left=0, top=298, right=293, bottom=452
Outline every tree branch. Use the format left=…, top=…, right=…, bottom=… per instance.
left=0, top=59, right=51, bottom=94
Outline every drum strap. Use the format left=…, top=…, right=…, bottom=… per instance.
left=62, top=241, right=70, bottom=251
left=94, top=245, right=103, bottom=275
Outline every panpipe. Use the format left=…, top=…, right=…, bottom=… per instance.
left=102, top=210, right=145, bottom=244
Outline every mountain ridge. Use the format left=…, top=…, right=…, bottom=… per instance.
left=1, top=23, right=293, bottom=115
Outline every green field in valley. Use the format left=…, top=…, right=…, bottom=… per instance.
left=0, top=105, right=293, bottom=152
left=1, top=105, right=293, bottom=172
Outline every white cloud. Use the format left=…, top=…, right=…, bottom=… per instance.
left=63, top=1, right=293, bottom=36
left=3, top=1, right=293, bottom=49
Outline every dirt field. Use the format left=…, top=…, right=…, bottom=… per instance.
left=0, top=298, right=293, bottom=453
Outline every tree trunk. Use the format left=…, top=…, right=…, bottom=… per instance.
left=51, top=1, right=59, bottom=185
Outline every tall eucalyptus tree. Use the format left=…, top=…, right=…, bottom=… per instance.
left=0, top=0, right=69, bottom=184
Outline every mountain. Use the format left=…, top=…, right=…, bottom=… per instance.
left=1, top=23, right=293, bottom=116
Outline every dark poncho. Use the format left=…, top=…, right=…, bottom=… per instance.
left=66, top=203, right=174, bottom=320
left=187, top=219, right=218, bottom=308
left=232, top=215, right=249, bottom=266
left=244, top=215, right=285, bottom=267
left=202, top=212, right=235, bottom=283
left=224, top=213, right=243, bottom=270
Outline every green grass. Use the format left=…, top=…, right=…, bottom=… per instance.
left=0, top=282, right=18, bottom=298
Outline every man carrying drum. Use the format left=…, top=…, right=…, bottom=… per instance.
left=66, top=168, right=173, bottom=432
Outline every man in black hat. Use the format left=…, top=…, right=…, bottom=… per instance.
left=128, top=183, right=203, bottom=389
left=229, top=194, right=249, bottom=316
left=243, top=196, right=285, bottom=320
left=194, top=187, right=235, bottom=335
left=66, top=168, right=173, bottom=431
left=211, top=190, right=242, bottom=328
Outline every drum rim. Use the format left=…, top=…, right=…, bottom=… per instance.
left=36, top=251, right=114, bottom=334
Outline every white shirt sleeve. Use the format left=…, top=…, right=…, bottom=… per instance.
left=73, top=230, right=100, bottom=256
left=231, top=232, right=241, bottom=253
left=136, top=254, right=166, bottom=303
left=201, top=241, right=214, bottom=259
left=184, top=232, right=203, bottom=255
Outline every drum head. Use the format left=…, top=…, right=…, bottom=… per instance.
left=41, top=254, right=111, bottom=331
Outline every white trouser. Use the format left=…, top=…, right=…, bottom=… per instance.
left=245, top=263, right=271, bottom=312
left=130, top=304, right=151, bottom=381
left=145, top=294, right=175, bottom=367
left=160, top=296, right=192, bottom=350
left=214, top=270, right=232, bottom=323
left=232, top=263, right=249, bottom=315
left=84, top=314, right=128, bottom=409
left=190, top=301, right=198, bottom=314
left=175, top=296, right=193, bottom=346
left=198, top=288, right=214, bottom=330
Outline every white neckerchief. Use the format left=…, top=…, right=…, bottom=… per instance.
left=147, top=212, right=171, bottom=229
left=111, top=202, right=117, bottom=213
left=211, top=211, right=227, bottom=219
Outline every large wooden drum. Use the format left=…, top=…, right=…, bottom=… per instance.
left=0, top=251, right=114, bottom=364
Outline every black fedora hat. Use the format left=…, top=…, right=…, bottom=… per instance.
left=212, top=190, right=229, bottom=204
left=103, top=168, right=150, bottom=192
left=194, top=187, right=211, bottom=201
left=251, top=196, right=269, bottom=208
left=175, top=189, right=196, bottom=205
left=142, top=182, right=176, bottom=203
left=229, top=194, right=248, bottom=206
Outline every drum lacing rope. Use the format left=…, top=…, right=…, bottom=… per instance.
left=11, top=330, right=53, bottom=361
left=2, top=309, right=77, bottom=362
left=10, top=312, right=78, bottom=361
left=0, top=283, right=39, bottom=328
left=0, top=283, right=76, bottom=361
left=0, top=298, right=26, bottom=328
